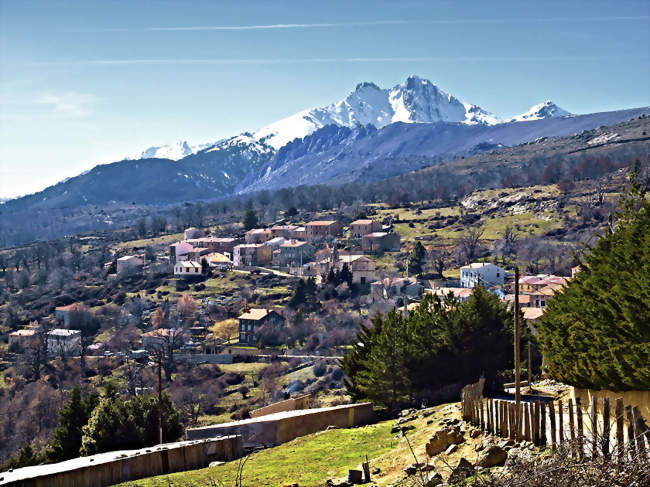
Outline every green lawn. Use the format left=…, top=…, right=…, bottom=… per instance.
left=119, top=421, right=394, bottom=487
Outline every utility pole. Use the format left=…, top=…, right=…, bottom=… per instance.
left=514, top=266, right=521, bottom=438
left=157, top=350, right=163, bottom=444
left=527, top=340, right=532, bottom=391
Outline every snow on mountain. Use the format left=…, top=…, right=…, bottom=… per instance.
left=131, top=140, right=216, bottom=161
left=253, top=75, right=500, bottom=149
left=508, top=101, right=571, bottom=122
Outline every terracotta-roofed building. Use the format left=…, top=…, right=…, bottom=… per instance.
left=186, top=237, right=241, bottom=255
left=305, top=220, right=342, bottom=241
left=361, top=232, right=400, bottom=253
left=350, top=219, right=382, bottom=238
left=523, top=307, right=544, bottom=323
left=238, top=308, right=285, bottom=345
left=245, top=228, right=273, bottom=244
left=371, top=277, right=423, bottom=300
left=276, top=240, right=315, bottom=267
left=270, top=225, right=299, bottom=239
left=55, top=303, right=88, bottom=328
left=429, top=287, right=473, bottom=302
left=518, top=274, right=569, bottom=294
left=142, top=328, right=184, bottom=350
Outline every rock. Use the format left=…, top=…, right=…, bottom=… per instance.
left=470, top=429, right=481, bottom=439
left=426, top=419, right=434, bottom=425
left=477, top=445, right=508, bottom=468
left=426, top=427, right=465, bottom=456
left=208, top=461, right=224, bottom=467
left=449, top=458, right=474, bottom=483
left=445, top=444, right=458, bottom=455
left=423, top=472, right=443, bottom=486
left=371, top=467, right=381, bottom=474
left=403, top=462, right=425, bottom=475
left=421, top=464, right=436, bottom=472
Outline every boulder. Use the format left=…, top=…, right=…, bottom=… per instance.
left=477, top=445, right=508, bottom=468
left=449, top=458, right=474, bottom=483
left=425, top=427, right=465, bottom=456
left=423, top=472, right=443, bottom=486
left=470, top=429, right=481, bottom=439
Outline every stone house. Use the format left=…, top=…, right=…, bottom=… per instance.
left=186, top=237, right=241, bottom=255
left=336, top=255, right=376, bottom=285
left=233, top=244, right=272, bottom=267
left=205, top=252, right=233, bottom=270
left=117, top=255, right=143, bottom=275
left=184, top=227, right=205, bottom=240
left=186, top=247, right=211, bottom=262
left=518, top=274, right=568, bottom=294
left=371, top=277, right=423, bottom=300
left=350, top=219, right=382, bottom=238
left=305, top=220, right=342, bottom=242
left=47, top=329, right=81, bottom=356
left=270, top=225, right=298, bottom=239
left=460, top=263, right=505, bottom=288
left=245, top=228, right=273, bottom=244
left=276, top=240, right=315, bottom=268
left=361, top=232, right=400, bottom=253
left=55, top=303, right=87, bottom=328
left=264, top=237, right=287, bottom=251
left=238, top=308, right=286, bottom=345
left=9, top=329, right=38, bottom=351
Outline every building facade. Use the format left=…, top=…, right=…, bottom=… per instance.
left=460, top=263, right=505, bottom=288
left=238, top=309, right=285, bottom=345
left=361, top=232, right=400, bottom=253
left=350, top=219, right=382, bottom=238
left=305, top=221, right=342, bottom=241
left=233, top=244, right=272, bottom=267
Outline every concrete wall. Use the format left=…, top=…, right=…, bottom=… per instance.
left=250, top=394, right=311, bottom=418
left=571, top=387, right=650, bottom=422
left=186, top=402, right=374, bottom=447
left=1, top=436, right=242, bottom=487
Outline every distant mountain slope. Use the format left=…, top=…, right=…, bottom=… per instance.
left=238, top=106, right=650, bottom=193
left=4, top=134, right=274, bottom=211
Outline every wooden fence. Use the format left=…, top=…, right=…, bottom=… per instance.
left=461, top=390, right=650, bottom=460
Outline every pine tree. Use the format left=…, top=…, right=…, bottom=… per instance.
left=537, top=172, right=650, bottom=390
left=340, top=263, right=353, bottom=286
left=242, top=209, right=258, bottom=231
left=47, top=386, right=99, bottom=462
left=407, top=241, right=427, bottom=275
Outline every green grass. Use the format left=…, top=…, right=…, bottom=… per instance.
left=218, top=362, right=270, bottom=375
left=119, top=421, right=394, bottom=487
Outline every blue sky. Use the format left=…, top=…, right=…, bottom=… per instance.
left=1, top=0, right=649, bottom=198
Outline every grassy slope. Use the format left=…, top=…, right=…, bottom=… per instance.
left=120, top=421, right=394, bottom=487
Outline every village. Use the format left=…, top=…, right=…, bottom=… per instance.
left=7, top=213, right=576, bottom=364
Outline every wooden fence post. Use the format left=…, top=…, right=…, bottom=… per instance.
left=533, top=401, right=540, bottom=446
left=576, top=397, right=584, bottom=460
left=568, top=399, right=576, bottom=459
left=480, top=398, right=484, bottom=430
left=518, top=402, right=523, bottom=441
left=558, top=399, right=564, bottom=448
left=615, top=398, right=624, bottom=463
left=540, top=402, right=547, bottom=447
left=632, top=406, right=647, bottom=460
left=549, top=401, right=557, bottom=450
left=524, top=402, right=531, bottom=441
left=509, top=402, right=516, bottom=440
left=591, top=396, right=598, bottom=459
left=625, top=405, right=637, bottom=458
left=602, top=397, right=610, bottom=459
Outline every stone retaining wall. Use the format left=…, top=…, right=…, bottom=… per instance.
left=187, top=402, right=374, bottom=447
left=0, top=436, right=242, bottom=487
left=250, top=394, right=311, bottom=418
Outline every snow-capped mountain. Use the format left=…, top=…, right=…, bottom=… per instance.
left=254, top=75, right=500, bottom=149
left=508, top=101, right=571, bottom=122
left=131, top=140, right=216, bottom=161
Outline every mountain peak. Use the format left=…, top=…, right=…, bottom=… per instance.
left=508, top=101, right=571, bottom=122
left=253, top=76, right=500, bottom=149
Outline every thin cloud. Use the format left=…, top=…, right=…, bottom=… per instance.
left=100, top=16, right=650, bottom=32
left=35, top=92, right=98, bottom=117
left=31, top=54, right=649, bottom=67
